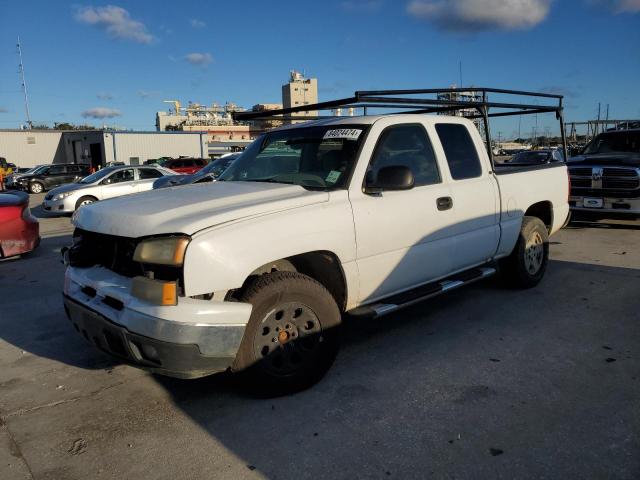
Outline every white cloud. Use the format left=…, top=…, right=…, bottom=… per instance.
left=81, top=107, right=122, bottom=119
left=407, top=0, right=552, bottom=31
left=184, top=52, right=213, bottom=66
left=96, top=92, right=113, bottom=100
left=190, top=19, right=206, bottom=28
left=75, top=5, right=155, bottom=44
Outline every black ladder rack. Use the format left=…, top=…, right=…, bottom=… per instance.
left=232, top=87, right=568, bottom=163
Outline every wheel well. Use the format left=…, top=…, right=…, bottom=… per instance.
left=525, top=201, right=553, bottom=230
left=235, top=251, right=348, bottom=312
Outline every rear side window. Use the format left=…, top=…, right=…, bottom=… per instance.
left=50, top=165, right=65, bottom=174
left=138, top=168, right=162, bottom=179
left=369, top=124, right=440, bottom=187
left=435, top=124, right=482, bottom=180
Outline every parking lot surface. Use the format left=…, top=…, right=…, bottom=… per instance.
left=1, top=194, right=639, bottom=479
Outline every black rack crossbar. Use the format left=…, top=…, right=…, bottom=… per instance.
left=232, top=87, right=567, bottom=163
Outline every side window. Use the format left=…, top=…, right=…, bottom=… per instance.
left=195, top=159, right=205, bottom=166
left=138, top=168, right=162, bottom=179
left=435, top=123, right=482, bottom=180
left=184, top=159, right=195, bottom=167
left=173, top=160, right=185, bottom=168
left=108, top=169, right=135, bottom=184
left=50, top=165, right=65, bottom=175
left=369, top=124, right=440, bottom=187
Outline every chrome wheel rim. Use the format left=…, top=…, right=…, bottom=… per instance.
left=31, top=183, right=42, bottom=193
left=524, top=231, right=544, bottom=274
left=253, top=301, right=323, bottom=375
left=79, top=199, right=93, bottom=207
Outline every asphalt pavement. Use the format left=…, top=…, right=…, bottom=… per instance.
left=0, top=194, right=638, bottom=479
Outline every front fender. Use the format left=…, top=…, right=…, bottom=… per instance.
left=182, top=191, right=356, bottom=298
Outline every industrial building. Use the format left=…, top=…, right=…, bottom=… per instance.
left=281, top=71, right=318, bottom=123
left=0, top=129, right=207, bottom=169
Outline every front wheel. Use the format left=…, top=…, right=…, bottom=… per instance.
left=233, top=271, right=341, bottom=396
left=75, top=196, right=97, bottom=210
left=29, top=182, right=43, bottom=194
left=499, top=216, right=549, bottom=289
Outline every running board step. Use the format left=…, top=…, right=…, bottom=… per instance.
left=349, top=267, right=496, bottom=318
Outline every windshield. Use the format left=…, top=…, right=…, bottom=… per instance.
left=200, top=155, right=238, bottom=177
left=79, top=167, right=117, bottom=184
left=218, top=125, right=368, bottom=189
left=511, top=151, right=552, bottom=164
left=583, top=131, right=640, bottom=155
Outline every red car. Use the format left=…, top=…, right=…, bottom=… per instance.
left=160, top=158, right=208, bottom=174
left=0, top=191, right=40, bottom=258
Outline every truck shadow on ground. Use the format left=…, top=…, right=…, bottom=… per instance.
left=152, top=259, right=640, bottom=479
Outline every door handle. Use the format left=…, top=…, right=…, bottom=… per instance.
left=436, top=196, right=453, bottom=211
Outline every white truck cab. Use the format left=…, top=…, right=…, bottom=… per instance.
left=62, top=89, right=570, bottom=395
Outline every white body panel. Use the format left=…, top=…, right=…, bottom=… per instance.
left=69, top=114, right=569, bottom=324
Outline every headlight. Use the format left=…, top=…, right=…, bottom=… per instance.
left=53, top=191, right=74, bottom=201
left=133, top=236, right=190, bottom=266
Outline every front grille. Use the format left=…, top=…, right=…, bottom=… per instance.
left=68, top=229, right=184, bottom=283
left=603, top=167, right=637, bottom=177
left=69, top=229, right=143, bottom=278
left=603, top=178, right=640, bottom=189
left=569, top=166, right=640, bottom=198
left=570, top=167, right=592, bottom=177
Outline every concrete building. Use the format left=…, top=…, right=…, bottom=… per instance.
left=282, top=71, right=318, bottom=123
left=0, top=130, right=207, bottom=169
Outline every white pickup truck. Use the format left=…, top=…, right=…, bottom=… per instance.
left=63, top=109, right=570, bottom=394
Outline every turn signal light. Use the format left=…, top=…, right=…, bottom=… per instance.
left=131, top=276, right=178, bottom=306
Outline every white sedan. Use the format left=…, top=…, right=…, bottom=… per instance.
left=42, top=165, right=177, bottom=214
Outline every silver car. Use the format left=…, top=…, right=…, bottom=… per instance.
left=42, top=165, right=177, bottom=214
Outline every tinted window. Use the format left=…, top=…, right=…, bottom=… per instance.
left=195, top=159, right=206, bottom=166
left=435, top=124, right=482, bottom=180
left=172, top=160, right=184, bottom=168
left=69, top=165, right=82, bottom=173
left=138, top=168, right=163, bottom=179
left=50, top=165, right=65, bottom=174
left=107, top=169, right=135, bottom=184
left=369, top=124, right=440, bottom=187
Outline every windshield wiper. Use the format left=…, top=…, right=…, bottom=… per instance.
left=243, top=178, right=296, bottom=185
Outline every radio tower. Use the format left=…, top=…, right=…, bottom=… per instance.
left=17, top=36, right=33, bottom=129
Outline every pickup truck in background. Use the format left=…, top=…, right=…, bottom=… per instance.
left=567, top=128, right=640, bottom=217
left=61, top=89, right=570, bottom=395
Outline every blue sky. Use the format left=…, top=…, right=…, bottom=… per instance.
left=0, top=0, right=638, bottom=138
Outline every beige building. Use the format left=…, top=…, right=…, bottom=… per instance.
left=282, top=71, right=318, bottom=123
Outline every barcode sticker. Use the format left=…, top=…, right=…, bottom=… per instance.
left=323, top=129, right=362, bottom=141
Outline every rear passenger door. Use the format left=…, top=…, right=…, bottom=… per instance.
left=46, top=165, right=68, bottom=188
left=136, top=168, right=163, bottom=192
left=433, top=122, right=499, bottom=271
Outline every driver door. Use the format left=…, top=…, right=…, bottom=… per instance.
left=100, top=168, right=137, bottom=199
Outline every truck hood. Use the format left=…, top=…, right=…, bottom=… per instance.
left=73, top=181, right=329, bottom=237
left=568, top=153, right=640, bottom=167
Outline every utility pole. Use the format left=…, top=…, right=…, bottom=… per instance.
left=17, top=36, right=33, bottom=129
left=596, top=102, right=601, bottom=136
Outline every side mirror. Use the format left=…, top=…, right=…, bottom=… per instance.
left=364, top=165, right=415, bottom=194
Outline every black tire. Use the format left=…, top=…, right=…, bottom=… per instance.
left=233, top=271, right=341, bottom=396
left=75, top=196, right=97, bottom=210
left=29, top=182, right=44, bottom=194
left=499, top=216, right=549, bottom=289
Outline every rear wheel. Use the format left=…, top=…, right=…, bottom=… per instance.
left=233, top=271, right=341, bottom=396
left=75, top=196, right=97, bottom=210
left=500, top=216, right=549, bottom=289
left=29, top=182, right=43, bottom=194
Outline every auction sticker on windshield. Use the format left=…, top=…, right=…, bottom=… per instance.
left=323, top=129, right=362, bottom=141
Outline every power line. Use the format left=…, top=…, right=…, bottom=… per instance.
left=17, top=36, right=33, bottom=129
